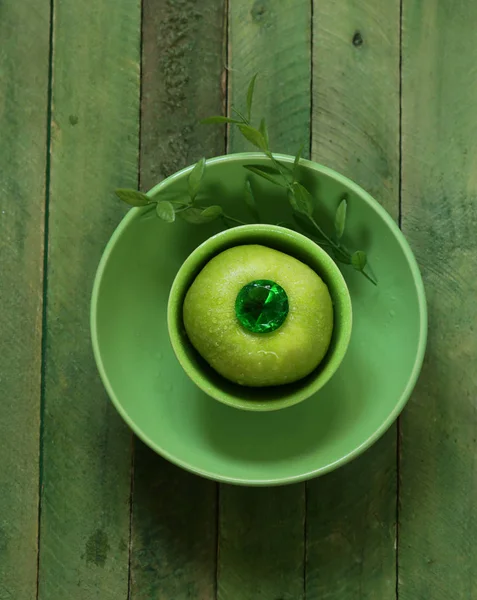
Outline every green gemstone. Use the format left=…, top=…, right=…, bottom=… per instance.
left=235, top=279, right=289, bottom=334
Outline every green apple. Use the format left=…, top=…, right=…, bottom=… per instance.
left=183, top=244, right=333, bottom=387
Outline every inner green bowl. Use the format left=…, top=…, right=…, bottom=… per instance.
left=167, top=224, right=352, bottom=411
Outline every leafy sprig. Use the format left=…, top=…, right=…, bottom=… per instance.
left=115, top=75, right=376, bottom=284
left=115, top=157, right=246, bottom=227
left=202, top=78, right=376, bottom=284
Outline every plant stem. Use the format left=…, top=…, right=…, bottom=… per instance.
left=361, top=270, right=377, bottom=286
left=142, top=204, right=157, bottom=215
left=265, top=152, right=293, bottom=183
left=170, top=200, right=191, bottom=207
left=310, top=216, right=341, bottom=251
left=301, top=232, right=333, bottom=249
left=232, top=107, right=250, bottom=125
left=223, top=214, right=248, bottom=226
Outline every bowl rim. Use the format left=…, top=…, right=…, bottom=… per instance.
left=167, top=223, right=353, bottom=412
left=91, top=152, right=428, bottom=486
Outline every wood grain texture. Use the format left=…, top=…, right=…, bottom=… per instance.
left=306, top=433, right=397, bottom=599
left=37, top=0, right=140, bottom=598
left=130, top=1, right=225, bottom=598
left=218, top=484, right=305, bottom=600
left=140, top=0, right=226, bottom=191
left=400, top=1, right=477, bottom=598
left=307, top=1, right=400, bottom=598
left=228, top=0, right=311, bottom=156
left=0, top=1, right=49, bottom=598
left=311, top=0, right=400, bottom=217
left=130, top=444, right=218, bottom=600
left=217, top=3, right=311, bottom=600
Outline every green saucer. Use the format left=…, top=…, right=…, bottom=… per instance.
left=91, top=153, right=427, bottom=485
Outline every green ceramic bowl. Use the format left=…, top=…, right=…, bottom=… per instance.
left=91, top=153, right=427, bottom=485
left=167, top=224, right=352, bottom=412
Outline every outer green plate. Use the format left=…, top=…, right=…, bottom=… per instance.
left=91, top=153, right=427, bottom=485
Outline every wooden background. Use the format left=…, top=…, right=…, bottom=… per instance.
left=1, top=0, right=476, bottom=598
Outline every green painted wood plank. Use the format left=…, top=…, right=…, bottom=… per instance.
left=129, top=1, right=225, bottom=598
left=217, top=3, right=311, bottom=600
left=228, top=0, right=311, bottom=158
left=218, top=485, right=305, bottom=600
left=0, top=1, right=49, bottom=598
left=37, top=0, right=140, bottom=598
left=307, top=1, right=400, bottom=598
left=140, top=0, right=227, bottom=191
left=400, top=1, right=477, bottom=598
left=311, top=0, right=400, bottom=218
left=130, top=444, right=218, bottom=600
left=306, top=433, right=397, bottom=599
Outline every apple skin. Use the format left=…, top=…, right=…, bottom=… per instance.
left=183, top=244, right=333, bottom=387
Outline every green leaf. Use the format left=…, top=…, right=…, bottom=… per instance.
left=169, top=195, right=192, bottom=207
left=244, top=179, right=259, bottom=221
left=293, top=144, right=305, bottom=179
left=351, top=250, right=367, bottom=271
left=115, top=189, right=150, bottom=207
left=246, top=73, right=258, bottom=121
left=287, top=182, right=314, bottom=216
left=243, top=165, right=286, bottom=187
left=238, top=125, right=268, bottom=150
left=200, top=116, right=243, bottom=125
left=259, top=118, right=269, bottom=148
left=156, top=201, right=175, bottom=223
left=292, top=213, right=332, bottom=248
left=334, top=198, right=347, bottom=239
left=201, top=205, right=223, bottom=219
left=180, top=205, right=223, bottom=224
left=188, top=157, right=206, bottom=201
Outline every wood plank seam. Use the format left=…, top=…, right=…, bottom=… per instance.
left=397, top=0, right=403, bottom=597
left=36, top=0, right=55, bottom=597
left=398, top=0, right=404, bottom=231
left=126, top=438, right=135, bottom=600
left=127, top=0, right=145, bottom=596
